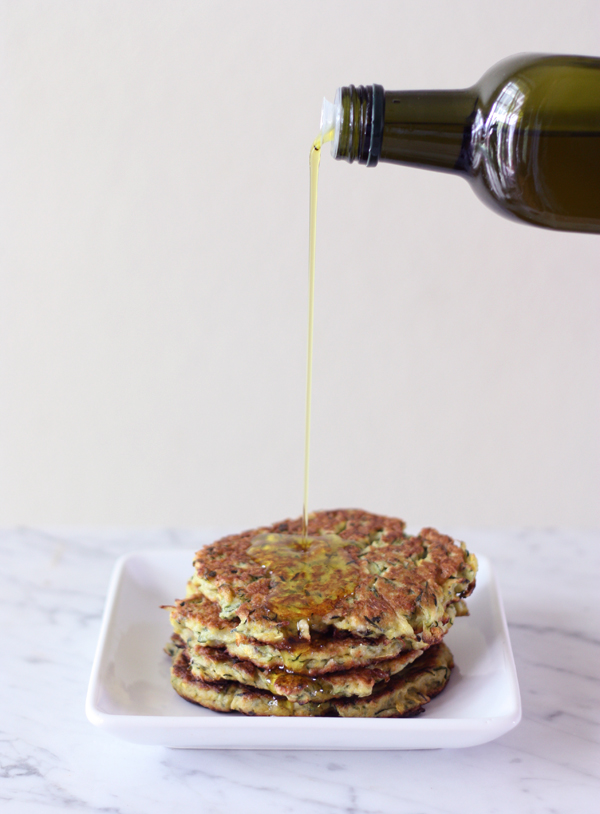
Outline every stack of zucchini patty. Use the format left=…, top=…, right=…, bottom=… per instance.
left=164, top=509, right=477, bottom=717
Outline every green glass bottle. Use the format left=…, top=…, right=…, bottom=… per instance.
left=321, top=54, right=600, bottom=233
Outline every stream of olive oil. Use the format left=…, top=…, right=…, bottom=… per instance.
left=302, top=130, right=332, bottom=539
left=247, top=130, right=358, bottom=634
left=302, top=138, right=321, bottom=538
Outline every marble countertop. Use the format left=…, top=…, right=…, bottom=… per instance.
left=2, top=526, right=599, bottom=813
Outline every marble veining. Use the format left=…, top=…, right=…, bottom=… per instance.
left=1, top=526, right=599, bottom=813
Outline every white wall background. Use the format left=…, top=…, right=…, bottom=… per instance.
left=0, top=0, right=598, bottom=530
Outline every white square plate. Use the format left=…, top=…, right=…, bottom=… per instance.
left=86, top=550, right=520, bottom=749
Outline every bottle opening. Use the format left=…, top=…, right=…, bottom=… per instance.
left=320, top=93, right=340, bottom=154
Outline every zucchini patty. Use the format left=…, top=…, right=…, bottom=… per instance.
left=189, top=509, right=476, bottom=644
left=170, top=641, right=454, bottom=717
left=166, top=633, right=424, bottom=703
left=167, top=591, right=459, bottom=674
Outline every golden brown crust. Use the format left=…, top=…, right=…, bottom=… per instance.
left=190, top=509, right=477, bottom=644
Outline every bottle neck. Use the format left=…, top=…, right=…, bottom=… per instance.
left=332, top=84, right=385, bottom=166
left=333, top=86, right=478, bottom=174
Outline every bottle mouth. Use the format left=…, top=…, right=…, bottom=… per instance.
left=320, top=92, right=341, bottom=152
left=320, top=84, right=385, bottom=166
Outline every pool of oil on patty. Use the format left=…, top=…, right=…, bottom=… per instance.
left=247, top=532, right=359, bottom=627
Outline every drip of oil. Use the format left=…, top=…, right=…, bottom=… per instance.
left=302, top=129, right=333, bottom=538
left=247, top=532, right=359, bottom=629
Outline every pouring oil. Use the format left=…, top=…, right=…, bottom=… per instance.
left=247, top=129, right=336, bottom=641
left=302, top=130, right=333, bottom=539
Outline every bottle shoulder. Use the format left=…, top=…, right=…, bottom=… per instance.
left=474, top=53, right=600, bottom=111
left=467, top=55, right=600, bottom=232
